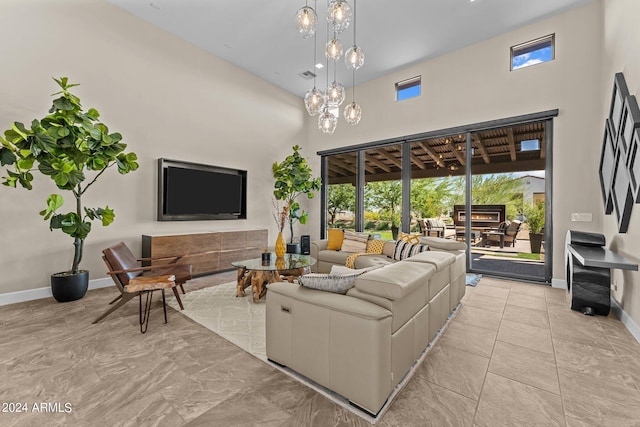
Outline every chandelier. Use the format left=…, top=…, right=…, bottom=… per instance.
left=296, top=0, right=364, bottom=134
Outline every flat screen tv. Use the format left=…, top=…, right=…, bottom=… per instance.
left=158, top=158, right=247, bottom=221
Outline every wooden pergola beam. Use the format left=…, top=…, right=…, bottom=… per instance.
left=417, top=141, right=444, bottom=166
left=507, top=128, right=517, bottom=161
left=410, top=153, right=427, bottom=170
left=447, top=140, right=466, bottom=166
left=331, top=156, right=375, bottom=174
left=473, top=134, right=491, bottom=164
left=374, top=148, right=403, bottom=169
left=365, top=152, right=392, bottom=173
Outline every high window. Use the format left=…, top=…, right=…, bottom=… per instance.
left=511, top=34, right=555, bottom=71
left=396, top=76, right=421, bottom=101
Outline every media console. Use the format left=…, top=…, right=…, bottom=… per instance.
left=142, top=229, right=268, bottom=276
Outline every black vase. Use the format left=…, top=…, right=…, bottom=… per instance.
left=286, top=243, right=301, bottom=254
left=51, top=270, right=89, bottom=302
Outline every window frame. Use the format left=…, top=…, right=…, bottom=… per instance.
left=395, top=76, right=421, bottom=101
left=510, top=34, right=555, bottom=71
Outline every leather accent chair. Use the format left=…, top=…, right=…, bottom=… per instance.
left=93, top=242, right=192, bottom=324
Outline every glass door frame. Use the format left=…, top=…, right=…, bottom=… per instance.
left=319, top=110, right=557, bottom=284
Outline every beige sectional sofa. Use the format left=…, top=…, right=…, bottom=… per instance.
left=265, top=237, right=466, bottom=416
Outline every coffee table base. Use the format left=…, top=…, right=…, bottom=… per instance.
left=235, top=267, right=304, bottom=302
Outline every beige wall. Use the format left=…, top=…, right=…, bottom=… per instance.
left=306, top=2, right=604, bottom=285
left=602, top=0, right=640, bottom=326
left=0, top=0, right=305, bottom=294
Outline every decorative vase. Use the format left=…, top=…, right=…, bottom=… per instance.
left=286, top=243, right=301, bottom=254
left=275, top=231, right=287, bottom=257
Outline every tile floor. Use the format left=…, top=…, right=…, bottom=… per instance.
left=1, top=273, right=640, bottom=426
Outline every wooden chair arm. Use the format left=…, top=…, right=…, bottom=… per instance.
left=107, top=265, right=168, bottom=275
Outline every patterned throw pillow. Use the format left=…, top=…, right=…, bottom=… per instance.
left=398, top=232, right=420, bottom=244
left=366, top=239, right=386, bottom=255
left=393, top=240, right=429, bottom=261
left=341, top=230, right=370, bottom=253
left=327, top=228, right=344, bottom=250
left=298, top=272, right=361, bottom=294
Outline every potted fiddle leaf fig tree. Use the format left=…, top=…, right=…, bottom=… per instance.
left=0, top=77, right=139, bottom=302
left=272, top=145, right=322, bottom=253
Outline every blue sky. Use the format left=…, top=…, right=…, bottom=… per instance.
left=512, top=46, right=553, bottom=70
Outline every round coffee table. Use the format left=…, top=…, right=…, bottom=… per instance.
left=232, top=253, right=316, bottom=302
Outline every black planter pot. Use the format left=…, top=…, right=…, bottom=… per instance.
left=286, top=243, right=301, bottom=254
left=530, top=233, right=544, bottom=254
left=51, top=270, right=89, bottom=302
left=391, top=226, right=399, bottom=240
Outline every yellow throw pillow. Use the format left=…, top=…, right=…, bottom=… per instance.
left=398, top=231, right=420, bottom=244
left=366, top=239, right=386, bottom=255
left=327, top=228, right=345, bottom=250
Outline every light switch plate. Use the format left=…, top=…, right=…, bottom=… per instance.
left=571, top=213, right=593, bottom=222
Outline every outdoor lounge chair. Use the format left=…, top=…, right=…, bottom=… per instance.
left=484, top=220, right=522, bottom=247
left=421, top=218, right=456, bottom=239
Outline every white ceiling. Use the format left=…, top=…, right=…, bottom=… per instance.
left=105, top=0, right=595, bottom=98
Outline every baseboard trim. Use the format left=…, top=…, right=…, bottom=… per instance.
left=551, top=278, right=567, bottom=289
left=610, top=298, right=640, bottom=344
left=0, top=277, right=113, bottom=306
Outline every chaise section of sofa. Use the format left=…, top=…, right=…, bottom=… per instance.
left=266, top=242, right=466, bottom=416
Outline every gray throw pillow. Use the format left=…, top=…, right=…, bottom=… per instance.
left=298, top=271, right=362, bottom=294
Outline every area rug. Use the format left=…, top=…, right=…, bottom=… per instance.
left=466, top=273, right=482, bottom=286
left=167, top=281, right=457, bottom=424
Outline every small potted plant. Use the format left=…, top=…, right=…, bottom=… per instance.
left=0, top=77, right=139, bottom=302
left=272, top=145, right=322, bottom=251
left=523, top=201, right=545, bottom=254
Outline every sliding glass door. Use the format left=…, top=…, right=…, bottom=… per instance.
left=320, top=112, right=555, bottom=283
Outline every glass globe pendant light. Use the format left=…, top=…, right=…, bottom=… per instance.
left=296, top=2, right=317, bottom=39
left=325, top=33, right=343, bottom=61
left=304, top=87, right=325, bottom=116
left=326, top=80, right=345, bottom=107
left=318, top=107, right=338, bottom=134
left=344, top=101, right=361, bottom=125
left=327, top=0, right=352, bottom=34
left=344, top=0, right=364, bottom=70
left=304, top=29, right=325, bottom=116
left=345, top=45, right=364, bottom=70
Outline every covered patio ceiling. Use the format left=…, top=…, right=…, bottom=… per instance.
left=327, top=121, right=547, bottom=184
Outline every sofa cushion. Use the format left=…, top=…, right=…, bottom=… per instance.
left=354, top=255, right=394, bottom=269
left=405, top=250, right=455, bottom=271
left=366, top=239, right=386, bottom=255
left=355, top=261, right=435, bottom=300
left=299, top=271, right=362, bottom=294
left=327, top=228, right=345, bottom=250
left=419, top=236, right=467, bottom=251
left=341, top=230, right=371, bottom=253
left=393, top=241, right=429, bottom=261
left=380, top=241, right=395, bottom=258
left=317, top=249, right=351, bottom=266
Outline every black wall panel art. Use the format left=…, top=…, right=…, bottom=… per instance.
left=599, top=72, right=640, bottom=233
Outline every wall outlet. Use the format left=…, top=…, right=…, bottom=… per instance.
left=571, top=212, right=592, bottom=222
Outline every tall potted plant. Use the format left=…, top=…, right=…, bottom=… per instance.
left=523, top=201, right=545, bottom=254
left=272, top=145, right=322, bottom=252
left=0, top=77, right=139, bottom=302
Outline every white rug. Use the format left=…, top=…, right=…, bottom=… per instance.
left=167, top=281, right=458, bottom=424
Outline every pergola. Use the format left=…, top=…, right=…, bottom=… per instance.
left=327, top=121, right=547, bottom=184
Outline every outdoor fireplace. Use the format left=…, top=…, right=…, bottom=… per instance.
left=453, top=205, right=506, bottom=228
